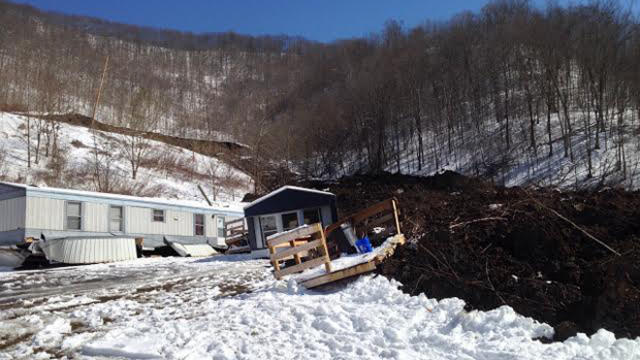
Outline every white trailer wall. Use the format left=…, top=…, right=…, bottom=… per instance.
left=126, top=207, right=195, bottom=237
left=26, top=197, right=64, bottom=230
left=0, top=197, right=26, bottom=232
left=24, top=196, right=228, bottom=239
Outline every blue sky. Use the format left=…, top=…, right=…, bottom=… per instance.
left=12, top=0, right=624, bottom=42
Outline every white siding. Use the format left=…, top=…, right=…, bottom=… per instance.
left=84, top=203, right=109, bottom=232
left=26, top=197, right=65, bottom=230
left=205, top=214, right=216, bottom=238
left=0, top=197, right=26, bottom=232
left=126, top=207, right=195, bottom=236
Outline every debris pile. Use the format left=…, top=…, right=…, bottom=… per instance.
left=302, top=171, right=640, bottom=340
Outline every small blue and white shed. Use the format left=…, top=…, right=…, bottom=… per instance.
left=243, top=186, right=338, bottom=255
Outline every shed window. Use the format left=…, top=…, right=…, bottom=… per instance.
left=259, top=215, right=277, bottom=243
left=152, top=209, right=165, bottom=222
left=109, top=206, right=124, bottom=232
left=303, top=208, right=322, bottom=226
left=282, top=212, right=299, bottom=231
left=195, top=214, right=205, bottom=236
left=66, top=201, right=82, bottom=230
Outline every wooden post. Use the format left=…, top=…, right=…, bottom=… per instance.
left=91, top=56, right=109, bottom=123
left=268, top=245, right=281, bottom=278
left=320, top=231, right=332, bottom=273
left=391, top=199, right=401, bottom=234
left=290, top=240, right=302, bottom=264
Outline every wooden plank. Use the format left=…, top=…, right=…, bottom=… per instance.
left=290, top=240, right=302, bottom=264
left=274, top=256, right=328, bottom=278
left=366, top=212, right=394, bottom=229
left=225, top=236, right=246, bottom=246
left=301, top=261, right=377, bottom=289
left=391, top=199, right=401, bottom=233
left=225, top=218, right=245, bottom=225
left=319, top=230, right=332, bottom=273
left=271, top=239, right=323, bottom=261
left=268, top=245, right=281, bottom=273
left=267, top=223, right=322, bottom=247
left=325, top=199, right=397, bottom=238
left=352, top=200, right=393, bottom=225
left=273, top=239, right=308, bottom=250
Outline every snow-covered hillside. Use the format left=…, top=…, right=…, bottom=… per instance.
left=333, top=111, right=640, bottom=191
left=0, top=256, right=639, bottom=359
left=0, top=111, right=251, bottom=203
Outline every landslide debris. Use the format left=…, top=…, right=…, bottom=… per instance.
left=302, top=171, right=640, bottom=340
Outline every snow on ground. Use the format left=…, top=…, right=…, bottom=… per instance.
left=0, top=111, right=251, bottom=203
left=1, top=256, right=639, bottom=359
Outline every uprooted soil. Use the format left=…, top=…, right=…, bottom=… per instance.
left=301, top=171, right=640, bottom=340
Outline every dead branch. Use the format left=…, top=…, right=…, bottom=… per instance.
left=449, top=217, right=507, bottom=230
left=524, top=190, right=621, bottom=257
left=486, top=260, right=507, bottom=305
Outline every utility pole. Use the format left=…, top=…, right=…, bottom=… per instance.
left=90, top=56, right=109, bottom=191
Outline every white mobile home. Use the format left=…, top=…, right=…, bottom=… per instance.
left=0, top=182, right=243, bottom=249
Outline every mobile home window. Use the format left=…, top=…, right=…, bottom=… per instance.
left=259, top=215, right=277, bottom=243
left=66, top=201, right=82, bottom=230
left=109, top=206, right=124, bottom=232
left=152, top=209, right=165, bottom=222
left=282, top=212, right=299, bottom=231
left=195, top=214, right=205, bottom=236
left=303, top=208, right=322, bottom=226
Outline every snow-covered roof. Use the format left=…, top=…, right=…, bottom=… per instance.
left=243, top=186, right=335, bottom=210
left=0, top=182, right=244, bottom=216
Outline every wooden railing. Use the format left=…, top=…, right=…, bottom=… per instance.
left=224, top=218, right=248, bottom=247
left=325, top=198, right=401, bottom=246
left=267, top=223, right=332, bottom=280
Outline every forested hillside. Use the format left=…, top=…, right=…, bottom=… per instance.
left=2, top=0, right=640, bottom=190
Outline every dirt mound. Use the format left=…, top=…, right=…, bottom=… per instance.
left=300, top=172, right=640, bottom=340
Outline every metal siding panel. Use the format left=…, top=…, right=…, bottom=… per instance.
left=84, top=203, right=109, bottom=232
left=127, top=207, right=194, bottom=236
left=0, top=197, right=26, bottom=232
left=26, top=197, right=65, bottom=230
left=41, top=237, right=137, bottom=264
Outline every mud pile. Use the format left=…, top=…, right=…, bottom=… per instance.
left=302, top=171, right=640, bottom=340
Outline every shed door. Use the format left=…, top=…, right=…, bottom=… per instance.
left=259, top=215, right=277, bottom=247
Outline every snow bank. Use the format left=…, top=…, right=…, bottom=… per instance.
left=2, top=256, right=639, bottom=359
left=72, top=275, right=639, bottom=359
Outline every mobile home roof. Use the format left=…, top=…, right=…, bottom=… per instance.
left=0, top=182, right=244, bottom=217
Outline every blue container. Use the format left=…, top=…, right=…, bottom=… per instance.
left=355, top=236, right=373, bottom=253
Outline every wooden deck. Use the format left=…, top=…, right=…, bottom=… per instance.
left=299, top=233, right=405, bottom=289
left=265, top=198, right=406, bottom=289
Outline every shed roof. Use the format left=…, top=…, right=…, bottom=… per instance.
left=244, top=186, right=335, bottom=217
left=0, top=182, right=244, bottom=216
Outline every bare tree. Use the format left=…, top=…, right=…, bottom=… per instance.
left=119, top=88, right=156, bottom=180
